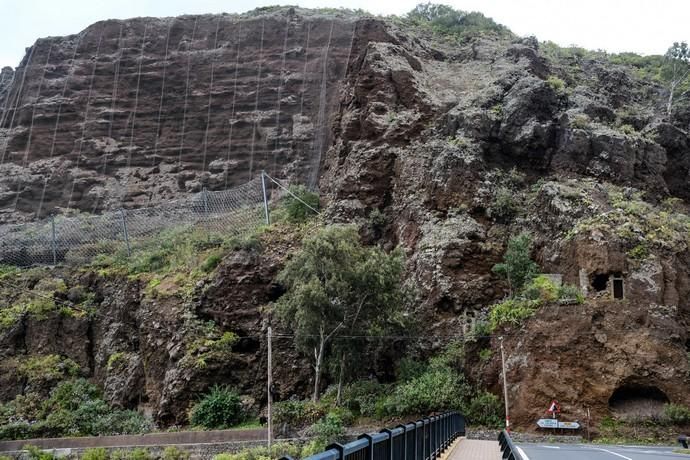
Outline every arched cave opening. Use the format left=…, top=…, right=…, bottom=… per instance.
left=608, top=384, right=669, bottom=417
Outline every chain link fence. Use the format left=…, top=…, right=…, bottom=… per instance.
left=0, top=176, right=269, bottom=267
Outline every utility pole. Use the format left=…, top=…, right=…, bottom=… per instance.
left=267, top=326, right=273, bottom=453
left=500, top=337, right=510, bottom=432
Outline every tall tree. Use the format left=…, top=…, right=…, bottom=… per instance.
left=492, top=233, right=538, bottom=297
left=274, top=225, right=405, bottom=401
left=663, top=41, right=690, bottom=118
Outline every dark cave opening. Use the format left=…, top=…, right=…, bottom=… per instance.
left=592, top=273, right=610, bottom=292
left=609, top=384, right=669, bottom=416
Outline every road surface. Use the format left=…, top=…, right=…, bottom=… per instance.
left=516, top=442, right=689, bottom=460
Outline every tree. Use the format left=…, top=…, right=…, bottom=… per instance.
left=662, top=41, right=690, bottom=118
left=406, top=3, right=510, bottom=39
left=492, top=233, right=538, bottom=296
left=274, top=225, right=405, bottom=401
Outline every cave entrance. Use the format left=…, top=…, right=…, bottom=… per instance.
left=608, top=384, right=669, bottom=418
left=591, top=274, right=609, bottom=292
left=591, top=272, right=625, bottom=299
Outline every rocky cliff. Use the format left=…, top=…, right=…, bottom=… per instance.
left=0, top=6, right=689, bottom=434
left=0, top=9, right=356, bottom=222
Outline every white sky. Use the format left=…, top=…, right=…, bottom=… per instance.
left=1, top=0, right=688, bottom=69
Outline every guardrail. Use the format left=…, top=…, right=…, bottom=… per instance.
left=280, top=412, right=465, bottom=460
left=497, top=430, right=520, bottom=460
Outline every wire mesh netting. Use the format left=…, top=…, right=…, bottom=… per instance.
left=0, top=177, right=267, bottom=267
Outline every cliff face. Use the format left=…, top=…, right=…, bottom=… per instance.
left=0, top=7, right=689, bottom=432
left=321, top=21, right=690, bottom=428
left=0, top=10, right=356, bottom=222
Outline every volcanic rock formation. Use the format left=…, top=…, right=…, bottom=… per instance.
left=0, top=6, right=689, bottom=433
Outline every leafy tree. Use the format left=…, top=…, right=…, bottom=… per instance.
left=406, top=3, right=511, bottom=40
left=492, top=233, right=538, bottom=296
left=274, top=225, right=405, bottom=401
left=662, top=41, right=690, bottom=117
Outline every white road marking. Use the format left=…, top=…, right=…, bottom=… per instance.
left=540, top=446, right=561, bottom=449
left=516, top=446, right=531, bottom=460
left=597, top=448, right=633, bottom=460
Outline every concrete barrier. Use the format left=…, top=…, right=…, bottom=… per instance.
left=0, top=428, right=267, bottom=452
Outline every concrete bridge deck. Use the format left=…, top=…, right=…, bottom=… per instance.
left=445, top=438, right=502, bottom=460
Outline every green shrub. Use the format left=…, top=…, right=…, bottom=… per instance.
left=162, top=446, right=190, bottom=460
left=557, top=284, right=584, bottom=303
left=396, top=358, right=426, bottom=382
left=0, top=422, right=32, bottom=440
left=201, top=253, right=223, bottom=273
left=466, top=391, right=502, bottom=428
left=181, top=327, right=238, bottom=370
left=619, top=124, right=637, bottom=135
left=300, top=441, right=324, bottom=458
left=340, top=380, right=388, bottom=418
left=190, top=385, right=244, bottom=429
left=309, top=413, right=346, bottom=449
left=522, top=275, right=558, bottom=302
left=18, top=354, right=81, bottom=386
left=81, top=448, right=108, bottom=460
left=664, top=403, right=690, bottom=424
left=467, top=320, right=491, bottom=341
left=479, top=349, right=492, bottom=362
left=212, top=442, right=302, bottom=460
left=0, top=379, right=153, bottom=439
left=274, top=185, right=319, bottom=224
left=489, top=186, right=518, bottom=220
left=273, top=399, right=327, bottom=427
left=571, top=114, right=590, bottom=129
left=109, top=450, right=130, bottom=460
left=429, top=341, right=465, bottom=370
left=24, top=445, right=56, bottom=460
left=384, top=366, right=471, bottom=416
left=405, top=3, right=512, bottom=41
left=107, top=352, right=127, bottom=372
left=488, top=298, right=539, bottom=331
left=628, top=243, right=649, bottom=261
left=129, top=449, right=153, bottom=460
left=546, top=75, right=566, bottom=92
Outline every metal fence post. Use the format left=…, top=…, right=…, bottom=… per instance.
left=202, top=187, right=210, bottom=237
left=120, top=209, right=131, bottom=257
left=261, top=171, right=270, bottom=225
left=51, top=216, right=57, bottom=266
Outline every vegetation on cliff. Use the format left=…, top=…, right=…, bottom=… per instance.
left=0, top=379, right=152, bottom=440
left=274, top=225, right=407, bottom=402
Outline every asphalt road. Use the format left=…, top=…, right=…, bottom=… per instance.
left=516, top=443, right=689, bottom=460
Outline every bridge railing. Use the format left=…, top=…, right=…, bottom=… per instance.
left=280, top=412, right=465, bottom=460
left=497, top=430, right=519, bottom=460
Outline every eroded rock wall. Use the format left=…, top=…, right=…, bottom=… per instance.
left=0, top=10, right=358, bottom=222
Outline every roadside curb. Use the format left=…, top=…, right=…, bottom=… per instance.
left=439, top=436, right=464, bottom=460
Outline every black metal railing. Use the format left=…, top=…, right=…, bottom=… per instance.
left=281, top=412, right=465, bottom=460
left=497, top=430, right=519, bottom=460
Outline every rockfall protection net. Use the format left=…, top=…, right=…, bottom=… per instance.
left=0, top=177, right=266, bottom=267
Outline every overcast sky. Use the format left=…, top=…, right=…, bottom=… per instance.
left=1, top=0, right=688, bottom=69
